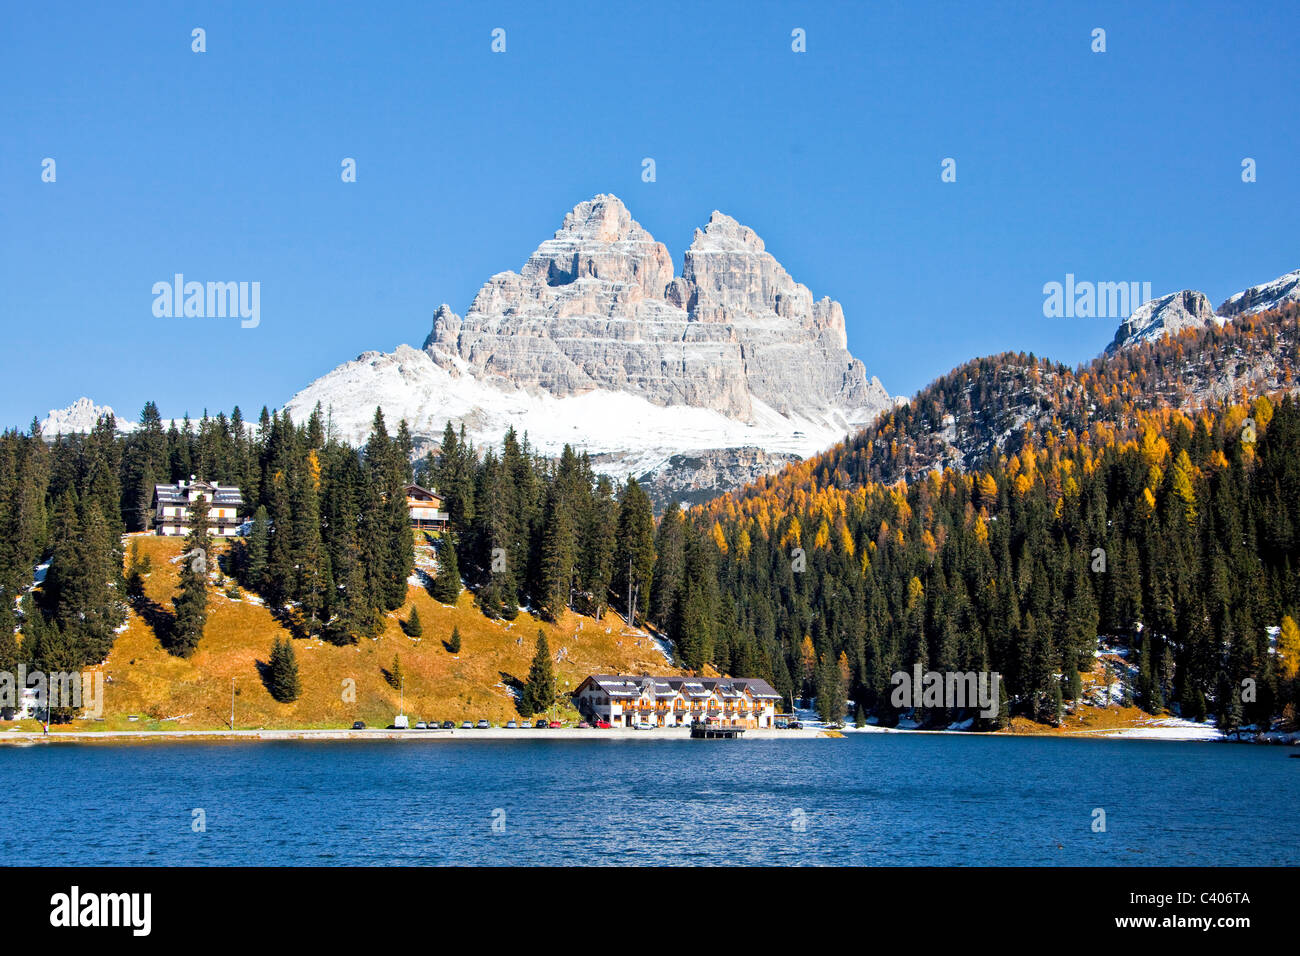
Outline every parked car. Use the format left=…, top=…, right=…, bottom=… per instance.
left=577, top=721, right=591, bottom=729
left=475, top=719, right=491, bottom=729
left=788, top=721, right=803, bottom=730
left=505, top=720, right=518, bottom=729
left=351, top=721, right=366, bottom=730
left=535, top=719, right=549, bottom=728
left=414, top=721, right=427, bottom=730
left=441, top=720, right=455, bottom=729
left=548, top=720, right=563, bottom=728
left=634, top=721, right=656, bottom=730
left=595, top=720, right=611, bottom=728
left=460, top=721, right=473, bottom=729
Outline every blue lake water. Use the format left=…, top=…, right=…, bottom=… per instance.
left=0, top=734, right=1295, bottom=866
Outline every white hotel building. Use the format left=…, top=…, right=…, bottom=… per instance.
left=153, top=478, right=245, bottom=537
left=573, top=675, right=782, bottom=729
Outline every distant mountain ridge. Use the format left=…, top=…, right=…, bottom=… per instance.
left=38, top=397, right=123, bottom=436
left=1107, top=268, right=1299, bottom=353
left=800, top=296, right=1300, bottom=491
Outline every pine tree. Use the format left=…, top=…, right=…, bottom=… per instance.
left=405, top=607, right=422, bottom=637
left=1065, top=657, right=1083, bottom=703
left=613, top=478, right=655, bottom=625
left=430, top=534, right=461, bottom=604
left=387, top=654, right=404, bottom=690
left=244, top=505, right=270, bottom=592
left=521, top=629, right=555, bottom=716
left=328, top=530, right=378, bottom=645
left=815, top=651, right=846, bottom=726
left=1215, top=670, right=1242, bottom=737
left=432, top=421, right=476, bottom=531
left=650, top=503, right=685, bottom=631
left=263, top=418, right=297, bottom=606
left=294, top=449, right=327, bottom=636
left=0, top=599, right=18, bottom=675
left=447, top=625, right=461, bottom=654
left=268, top=637, right=301, bottom=702
left=122, top=402, right=167, bottom=532
left=537, top=482, right=575, bottom=622
left=170, top=493, right=211, bottom=657
left=578, top=472, right=617, bottom=618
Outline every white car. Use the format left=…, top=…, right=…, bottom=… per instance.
left=634, top=721, right=656, bottom=730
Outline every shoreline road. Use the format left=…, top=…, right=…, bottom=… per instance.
left=0, top=726, right=833, bottom=745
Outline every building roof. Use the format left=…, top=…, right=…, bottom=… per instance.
left=664, top=677, right=712, bottom=698
left=582, top=675, right=645, bottom=698
left=581, top=674, right=780, bottom=701
left=731, top=678, right=782, bottom=700
left=154, top=479, right=244, bottom=508
left=405, top=484, right=443, bottom=503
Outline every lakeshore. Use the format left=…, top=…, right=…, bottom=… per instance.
left=0, top=725, right=833, bottom=744
left=3, top=719, right=1294, bottom=745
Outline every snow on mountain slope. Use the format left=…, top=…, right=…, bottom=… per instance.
left=1105, top=290, right=1225, bottom=354
left=1217, top=268, right=1300, bottom=317
left=38, top=397, right=126, bottom=435
left=1108, top=268, right=1298, bottom=351
left=289, top=344, right=866, bottom=482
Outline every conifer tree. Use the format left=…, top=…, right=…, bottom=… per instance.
left=650, top=503, right=685, bottom=631
left=430, top=534, right=462, bottom=604
left=268, top=636, right=301, bottom=702
left=405, top=607, right=422, bottom=637
left=537, top=482, right=575, bottom=622
left=577, top=473, right=617, bottom=619
left=170, top=493, right=211, bottom=657
left=447, top=625, right=461, bottom=654
left=244, top=505, right=270, bottom=592
left=167, top=494, right=210, bottom=658
left=328, top=530, right=377, bottom=645
left=0, top=600, right=18, bottom=675
left=815, top=651, right=846, bottom=726
left=521, top=629, right=555, bottom=716
left=294, top=449, right=327, bottom=636
left=613, top=478, right=655, bottom=625
left=122, top=402, right=167, bottom=532
left=263, top=417, right=297, bottom=606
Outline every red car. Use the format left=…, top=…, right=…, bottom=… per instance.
left=548, top=720, right=563, bottom=728
left=595, top=720, right=611, bottom=728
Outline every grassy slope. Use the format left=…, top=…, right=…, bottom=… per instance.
left=12, top=538, right=1199, bottom=737
left=44, top=534, right=680, bottom=732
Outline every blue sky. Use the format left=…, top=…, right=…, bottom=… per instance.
left=2, top=0, right=1296, bottom=430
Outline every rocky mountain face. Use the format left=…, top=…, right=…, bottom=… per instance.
left=289, top=195, right=891, bottom=506
left=630, top=446, right=803, bottom=509
left=1107, top=268, right=1298, bottom=352
left=1105, top=290, right=1222, bottom=354
left=38, top=397, right=122, bottom=435
left=832, top=289, right=1300, bottom=489
left=423, top=195, right=884, bottom=422
left=1217, top=268, right=1300, bottom=318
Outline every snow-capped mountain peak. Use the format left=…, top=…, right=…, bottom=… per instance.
left=38, top=397, right=122, bottom=435
left=1217, top=268, right=1300, bottom=318
left=1107, top=268, right=1298, bottom=353
left=288, top=194, right=892, bottom=503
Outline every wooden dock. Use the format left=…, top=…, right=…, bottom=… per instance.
left=690, top=723, right=745, bottom=739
